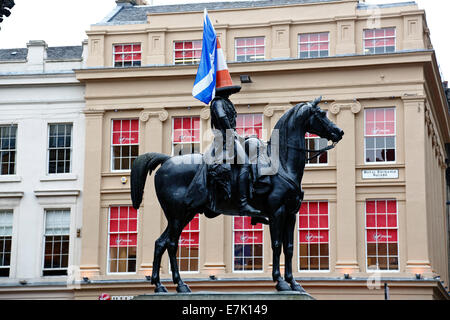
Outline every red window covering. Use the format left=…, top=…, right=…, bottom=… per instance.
left=172, top=117, right=200, bottom=143
left=112, top=119, right=139, bottom=145
left=178, top=214, right=200, bottom=247
left=365, top=108, right=395, bottom=136
left=298, top=201, right=329, bottom=244
left=109, top=206, right=138, bottom=248
left=365, top=200, right=398, bottom=243
left=236, top=114, right=263, bottom=139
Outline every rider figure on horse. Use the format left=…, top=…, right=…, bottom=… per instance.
left=209, top=77, right=261, bottom=216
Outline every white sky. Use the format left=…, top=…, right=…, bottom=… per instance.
left=0, top=0, right=448, bottom=80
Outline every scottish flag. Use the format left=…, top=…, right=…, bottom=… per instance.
left=192, top=9, right=217, bottom=104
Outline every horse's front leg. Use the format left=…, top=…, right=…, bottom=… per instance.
left=269, top=206, right=291, bottom=291
left=283, top=212, right=306, bottom=293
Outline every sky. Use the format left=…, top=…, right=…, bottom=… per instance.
left=0, top=0, right=448, bottom=80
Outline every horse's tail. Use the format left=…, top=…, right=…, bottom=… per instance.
left=131, top=152, right=171, bottom=210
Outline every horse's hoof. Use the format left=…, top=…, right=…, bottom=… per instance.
left=154, top=284, right=168, bottom=293
left=290, top=281, right=306, bottom=293
left=176, top=283, right=191, bottom=293
left=275, top=280, right=291, bottom=292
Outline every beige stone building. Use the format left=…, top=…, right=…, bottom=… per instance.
left=71, top=0, right=449, bottom=300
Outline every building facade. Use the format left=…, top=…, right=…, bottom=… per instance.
left=70, top=0, right=449, bottom=300
left=0, top=0, right=448, bottom=300
left=0, top=41, right=87, bottom=298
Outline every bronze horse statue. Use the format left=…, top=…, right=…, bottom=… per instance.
left=131, top=97, right=344, bottom=293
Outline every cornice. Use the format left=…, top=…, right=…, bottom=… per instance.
left=74, top=50, right=435, bottom=82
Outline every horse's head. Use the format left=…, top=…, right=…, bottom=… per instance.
left=303, top=97, right=344, bottom=143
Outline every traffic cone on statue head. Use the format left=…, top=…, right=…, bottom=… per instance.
left=215, top=38, right=241, bottom=98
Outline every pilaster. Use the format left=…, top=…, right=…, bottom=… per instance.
left=402, top=96, right=433, bottom=276
left=330, top=100, right=361, bottom=273
left=138, top=109, right=168, bottom=275
left=270, top=21, right=291, bottom=59
left=79, top=109, right=105, bottom=277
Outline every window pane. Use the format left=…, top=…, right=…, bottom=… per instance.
left=114, top=43, right=141, bottom=67
left=298, top=32, right=329, bottom=59
left=111, top=120, right=139, bottom=171
left=298, top=202, right=329, bottom=271
left=48, top=124, right=72, bottom=174
left=108, top=206, right=138, bottom=273
left=235, top=37, right=265, bottom=62
left=233, top=217, right=263, bottom=272
left=364, top=28, right=396, bottom=55
left=0, top=125, right=17, bottom=175
left=364, top=108, right=396, bottom=163
left=365, top=200, right=398, bottom=271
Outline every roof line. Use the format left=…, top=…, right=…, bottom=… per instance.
left=99, top=4, right=124, bottom=24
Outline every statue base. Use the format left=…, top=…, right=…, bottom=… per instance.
left=133, top=291, right=315, bottom=300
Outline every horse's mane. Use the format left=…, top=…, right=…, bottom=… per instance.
left=269, top=103, right=310, bottom=171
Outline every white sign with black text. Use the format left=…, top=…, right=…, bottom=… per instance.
left=362, top=169, right=399, bottom=180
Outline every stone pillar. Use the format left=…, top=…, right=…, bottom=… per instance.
left=79, top=109, right=105, bottom=277
left=330, top=101, right=361, bottom=274
left=138, top=109, right=168, bottom=276
left=402, top=96, right=433, bottom=276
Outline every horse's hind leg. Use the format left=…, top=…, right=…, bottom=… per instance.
left=167, top=218, right=192, bottom=293
left=151, top=227, right=169, bottom=293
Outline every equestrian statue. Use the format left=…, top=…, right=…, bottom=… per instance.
left=130, top=87, right=344, bottom=293
left=130, top=10, right=343, bottom=294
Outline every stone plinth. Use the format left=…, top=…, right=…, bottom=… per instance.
left=133, top=291, right=315, bottom=300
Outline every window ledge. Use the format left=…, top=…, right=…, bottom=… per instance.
left=40, top=174, right=78, bottom=182
left=34, top=189, right=80, bottom=197
left=0, top=175, right=22, bottom=183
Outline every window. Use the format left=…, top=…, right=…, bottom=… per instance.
left=174, top=40, right=202, bottom=65
left=176, top=214, right=200, bottom=272
left=108, top=206, right=138, bottom=273
left=298, top=33, right=329, bottom=59
left=235, top=37, right=265, bottom=62
left=48, top=123, right=72, bottom=174
left=305, top=133, right=328, bottom=165
left=111, top=119, right=139, bottom=171
left=113, top=44, right=142, bottom=67
left=0, top=210, right=13, bottom=277
left=298, top=201, right=329, bottom=271
left=172, top=117, right=200, bottom=156
left=236, top=114, right=263, bottom=138
left=364, top=108, right=396, bottom=163
left=365, top=200, right=399, bottom=271
left=0, top=124, right=17, bottom=175
left=364, top=28, right=395, bottom=54
left=233, top=217, right=263, bottom=272
left=43, top=210, right=70, bottom=276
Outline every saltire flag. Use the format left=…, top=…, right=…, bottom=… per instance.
left=192, top=9, right=217, bottom=104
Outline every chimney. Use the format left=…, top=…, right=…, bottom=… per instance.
left=115, top=0, right=148, bottom=6
left=26, top=40, right=47, bottom=72
left=82, top=39, right=89, bottom=68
